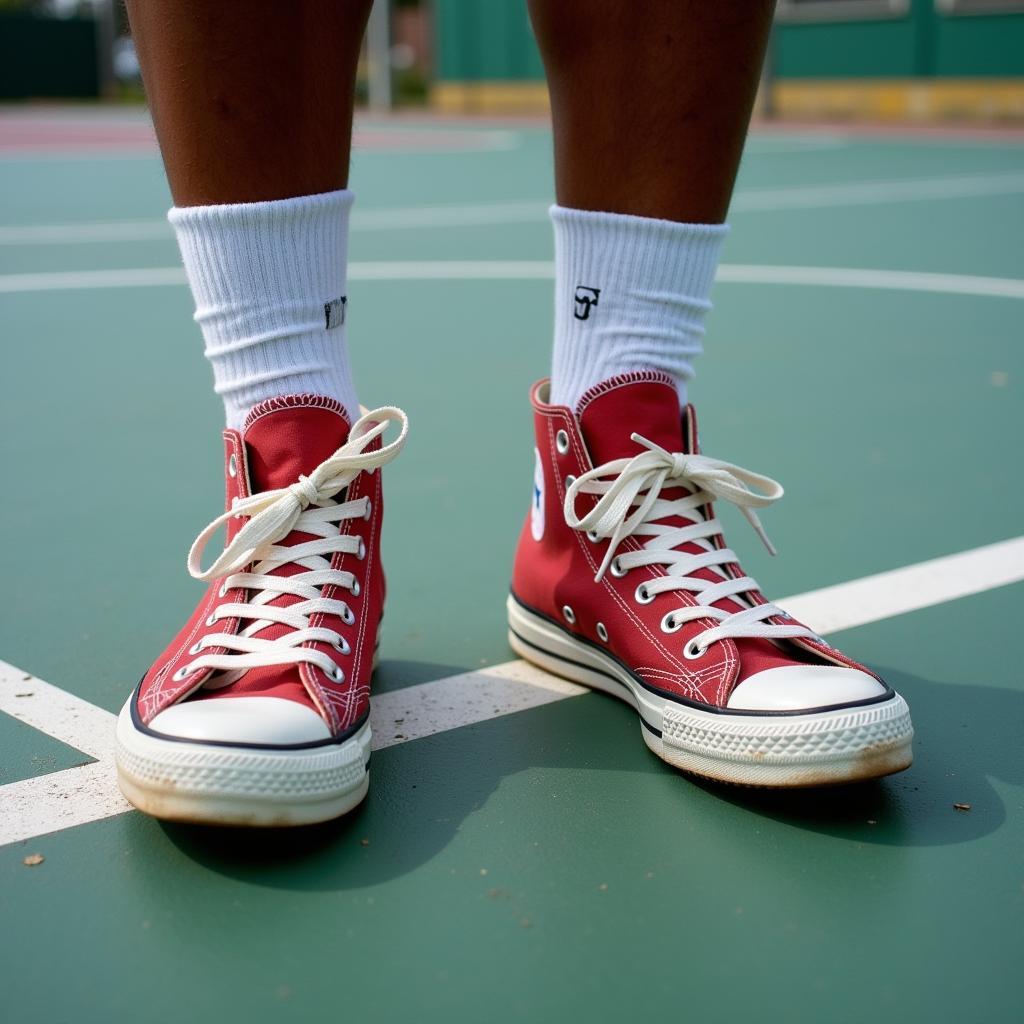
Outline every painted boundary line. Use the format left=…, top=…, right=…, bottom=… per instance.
left=2, top=261, right=1023, bottom=300
left=5, top=171, right=1024, bottom=245
left=0, top=126, right=521, bottom=160
left=2, top=535, right=1023, bottom=847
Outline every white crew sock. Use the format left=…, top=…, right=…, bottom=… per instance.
left=548, top=205, right=728, bottom=411
left=169, top=189, right=359, bottom=430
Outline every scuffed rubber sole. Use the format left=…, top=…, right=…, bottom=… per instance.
left=508, top=595, right=913, bottom=789
left=115, top=700, right=371, bottom=827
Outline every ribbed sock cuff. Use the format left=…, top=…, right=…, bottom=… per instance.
left=549, top=205, right=728, bottom=411
left=169, top=190, right=358, bottom=429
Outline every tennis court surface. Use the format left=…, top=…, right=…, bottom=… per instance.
left=1, top=107, right=1022, bottom=1022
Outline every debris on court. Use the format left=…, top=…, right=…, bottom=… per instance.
left=359, top=837, right=370, bottom=846
left=598, top=883, right=608, bottom=892
left=953, top=803, right=972, bottom=812
left=22, top=853, right=44, bottom=866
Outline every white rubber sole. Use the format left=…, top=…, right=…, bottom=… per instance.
left=507, top=596, right=913, bottom=788
left=115, top=698, right=371, bottom=827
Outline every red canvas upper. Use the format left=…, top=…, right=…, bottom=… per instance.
left=511, top=373, right=872, bottom=709
left=137, top=394, right=386, bottom=736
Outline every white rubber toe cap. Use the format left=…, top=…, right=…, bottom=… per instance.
left=726, top=665, right=887, bottom=712
left=148, top=696, right=331, bottom=745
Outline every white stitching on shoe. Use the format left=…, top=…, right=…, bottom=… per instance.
left=564, top=432, right=818, bottom=659
left=538, top=406, right=708, bottom=696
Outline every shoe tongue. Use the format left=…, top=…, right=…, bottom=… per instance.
left=576, top=372, right=685, bottom=464
left=242, top=395, right=351, bottom=493
left=204, top=395, right=353, bottom=709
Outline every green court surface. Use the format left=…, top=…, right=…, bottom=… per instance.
left=1, top=110, right=1023, bottom=1023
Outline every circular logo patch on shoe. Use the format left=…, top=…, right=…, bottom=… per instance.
left=531, top=446, right=545, bottom=541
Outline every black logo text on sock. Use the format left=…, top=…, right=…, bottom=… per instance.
left=325, top=296, right=347, bottom=330
left=573, top=286, right=600, bottom=321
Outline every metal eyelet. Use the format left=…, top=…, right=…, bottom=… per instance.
left=188, top=641, right=203, bottom=656
left=332, top=637, right=351, bottom=656
left=684, top=640, right=707, bottom=660
left=363, top=499, right=373, bottom=521
left=610, top=558, right=627, bottom=578
left=172, top=665, right=192, bottom=682
left=562, top=605, right=576, bottom=625
left=342, top=607, right=356, bottom=626
left=356, top=537, right=366, bottom=561
left=586, top=530, right=599, bottom=543
left=205, top=613, right=217, bottom=627
left=596, top=622, right=608, bottom=642
left=565, top=475, right=576, bottom=488
left=218, top=581, right=229, bottom=598
left=634, top=584, right=655, bottom=605
left=555, top=430, right=570, bottom=455
left=350, top=579, right=361, bottom=598
left=660, top=613, right=682, bottom=634
left=228, top=453, right=237, bottom=478
left=328, top=665, right=345, bottom=683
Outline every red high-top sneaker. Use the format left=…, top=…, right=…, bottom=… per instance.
left=116, top=394, right=407, bottom=825
left=509, top=373, right=913, bottom=787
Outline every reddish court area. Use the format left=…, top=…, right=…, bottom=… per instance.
left=0, top=107, right=525, bottom=155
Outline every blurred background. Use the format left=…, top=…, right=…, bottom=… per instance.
left=2, top=0, right=1024, bottom=123
left=1, top=5, right=1023, bottom=1023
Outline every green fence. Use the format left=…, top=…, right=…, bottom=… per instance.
left=778, top=0, right=1024, bottom=78
left=433, top=0, right=1024, bottom=83
left=0, top=12, right=102, bottom=100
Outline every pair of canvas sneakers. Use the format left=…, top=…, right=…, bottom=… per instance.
left=115, top=373, right=914, bottom=826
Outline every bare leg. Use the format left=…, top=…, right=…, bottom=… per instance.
left=507, top=2, right=913, bottom=791
left=125, top=0, right=373, bottom=427
left=125, top=0, right=373, bottom=206
left=116, top=1, right=407, bottom=829
left=528, top=0, right=774, bottom=223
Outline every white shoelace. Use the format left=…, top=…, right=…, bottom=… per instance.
left=564, top=433, right=817, bottom=657
left=176, top=407, right=408, bottom=687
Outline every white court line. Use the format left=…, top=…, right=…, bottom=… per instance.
left=0, top=660, right=116, bottom=762
left=5, top=170, right=1024, bottom=245
left=731, top=171, right=1024, bottom=211
left=2, top=261, right=1023, bottom=300
left=0, top=128, right=521, bottom=164
left=0, top=202, right=553, bottom=245
left=369, top=661, right=586, bottom=752
left=0, top=220, right=170, bottom=244
left=0, top=762, right=130, bottom=849
left=0, top=206, right=503, bottom=244
left=780, top=535, right=1024, bottom=636
left=716, top=264, right=1024, bottom=300
left=2, top=536, right=1023, bottom=846
left=0, top=266, right=186, bottom=292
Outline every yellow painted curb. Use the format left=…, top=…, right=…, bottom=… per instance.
left=773, top=78, right=1024, bottom=122
left=432, top=78, right=1024, bottom=122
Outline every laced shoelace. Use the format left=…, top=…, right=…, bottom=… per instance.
left=173, top=407, right=408, bottom=688
left=564, top=433, right=817, bottom=658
